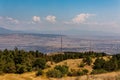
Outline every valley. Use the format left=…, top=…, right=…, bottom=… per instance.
left=0, top=33, right=120, bottom=54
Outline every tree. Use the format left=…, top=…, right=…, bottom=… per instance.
left=46, top=69, right=63, bottom=78
left=83, top=56, right=92, bottom=65
left=16, top=64, right=27, bottom=74
left=103, top=57, right=118, bottom=72
left=3, top=63, right=16, bottom=73
left=93, top=58, right=106, bottom=69
left=36, top=69, right=43, bottom=76
left=33, top=58, right=46, bottom=70
left=54, top=65, right=69, bottom=75
left=91, top=69, right=107, bottom=74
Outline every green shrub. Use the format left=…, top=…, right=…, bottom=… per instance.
left=26, top=66, right=32, bottom=72
left=83, top=56, right=92, bottom=65
left=77, top=71, right=85, bottom=76
left=103, top=59, right=118, bottom=72
left=46, top=69, right=63, bottom=78
left=67, top=71, right=78, bottom=76
left=54, top=65, right=68, bottom=75
left=3, top=63, right=16, bottom=73
left=67, top=71, right=81, bottom=76
left=16, top=64, right=27, bottom=74
left=36, top=69, right=43, bottom=76
left=33, top=58, right=46, bottom=70
left=93, top=58, right=106, bottom=69
left=77, top=69, right=88, bottom=76
left=82, top=69, right=89, bottom=74
left=79, top=62, right=85, bottom=67
left=91, top=69, right=107, bottom=74
left=67, top=69, right=87, bottom=76
left=45, top=64, right=51, bottom=68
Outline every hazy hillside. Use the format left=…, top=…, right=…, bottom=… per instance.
left=0, top=27, right=13, bottom=34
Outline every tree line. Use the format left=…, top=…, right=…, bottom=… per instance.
left=0, top=48, right=47, bottom=74
left=0, top=48, right=120, bottom=77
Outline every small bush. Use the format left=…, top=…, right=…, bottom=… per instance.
left=33, top=58, right=46, bottom=70
left=3, top=63, right=16, bottom=73
left=67, top=72, right=78, bottom=76
left=45, top=64, right=51, bottom=68
left=79, top=62, right=85, bottom=67
left=83, top=56, right=92, bottom=65
left=82, top=69, right=89, bottom=74
left=54, top=65, right=68, bottom=75
left=77, top=69, right=88, bottom=76
left=91, top=69, right=107, bottom=74
left=36, top=69, right=43, bottom=76
left=26, top=66, right=32, bottom=72
left=67, top=72, right=73, bottom=76
left=77, top=71, right=85, bottom=76
left=67, top=69, right=88, bottom=76
left=16, top=64, right=27, bottom=74
left=46, top=69, right=63, bottom=78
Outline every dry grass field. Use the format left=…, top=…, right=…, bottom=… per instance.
left=0, top=70, right=120, bottom=80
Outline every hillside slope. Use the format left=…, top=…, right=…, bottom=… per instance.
left=0, top=59, right=120, bottom=80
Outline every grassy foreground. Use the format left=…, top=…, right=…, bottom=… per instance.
left=0, top=69, right=120, bottom=80
left=1, top=49, right=120, bottom=80
left=0, top=59, right=120, bottom=80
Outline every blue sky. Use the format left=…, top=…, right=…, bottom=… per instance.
left=0, top=0, right=120, bottom=34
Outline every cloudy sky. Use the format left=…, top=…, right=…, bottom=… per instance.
left=0, top=0, right=120, bottom=34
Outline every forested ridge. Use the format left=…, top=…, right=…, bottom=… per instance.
left=0, top=48, right=120, bottom=78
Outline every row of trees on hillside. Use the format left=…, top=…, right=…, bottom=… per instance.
left=50, top=51, right=107, bottom=62
left=92, top=54, right=120, bottom=74
left=0, top=48, right=108, bottom=74
left=1, top=47, right=120, bottom=77
left=0, top=48, right=47, bottom=74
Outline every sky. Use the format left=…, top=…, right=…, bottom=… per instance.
left=0, top=0, right=120, bottom=35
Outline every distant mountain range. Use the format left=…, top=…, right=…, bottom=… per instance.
left=0, top=27, right=119, bottom=37
left=0, top=27, right=13, bottom=34
left=0, top=27, right=23, bottom=34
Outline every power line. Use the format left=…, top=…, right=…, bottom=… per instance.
left=89, top=40, right=92, bottom=51
left=61, top=35, right=63, bottom=53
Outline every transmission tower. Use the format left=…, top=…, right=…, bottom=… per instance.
left=61, top=35, right=63, bottom=53
left=89, top=40, right=92, bottom=51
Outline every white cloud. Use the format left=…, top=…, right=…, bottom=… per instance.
left=72, top=13, right=95, bottom=24
left=65, top=13, right=95, bottom=24
left=0, top=16, right=19, bottom=24
left=6, top=17, right=19, bottom=24
left=32, top=16, right=41, bottom=23
left=46, top=15, right=56, bottom=23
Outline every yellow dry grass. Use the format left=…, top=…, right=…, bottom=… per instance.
left=46, top=59, right=93, bottom=71
left=0, top=71, right=120, bottom=80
